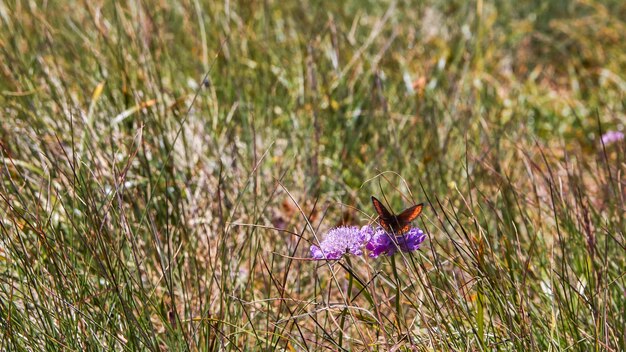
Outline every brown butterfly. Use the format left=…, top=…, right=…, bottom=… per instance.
left=371, top=196, right=424, bottom=235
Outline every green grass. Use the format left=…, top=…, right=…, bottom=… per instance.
left=1, top=0, right=624, bottom=350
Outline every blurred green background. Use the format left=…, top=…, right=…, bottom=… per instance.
left=0, top=0, right=624, bottom=350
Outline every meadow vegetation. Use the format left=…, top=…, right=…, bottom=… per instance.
left=0, top=0, right=625, bottom=350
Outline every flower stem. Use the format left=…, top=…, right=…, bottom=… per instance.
left=338, top=256, right=354, bottom=349
left=390, top=255, right=404, bottom=333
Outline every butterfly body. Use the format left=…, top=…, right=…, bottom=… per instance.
left=371, top=196, right=424, bottom=235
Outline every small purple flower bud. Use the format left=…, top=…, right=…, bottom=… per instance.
left=601, top=130, right=624, bottom=145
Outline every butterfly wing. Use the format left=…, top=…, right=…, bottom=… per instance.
left=373, top=197, right=425, bottom=235
left=394, top=203, right=424, bottom=234
left=397, top=203, right=424, bottom=223
left=371, top=196, right=394, bottom=233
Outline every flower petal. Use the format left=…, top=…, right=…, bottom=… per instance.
left=310, top=226, right=369, bottom=260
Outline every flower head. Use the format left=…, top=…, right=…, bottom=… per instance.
left=365, top=226, right=426, bottom=258
left=359, top=225, right=375, bottom=238
left=601, top=130, right=624, bottom=146
left=365, top=227, right=394, bottom=257
left=396, top=227, right=426, bottom=252
left=310, top=226, right=371, bottom=260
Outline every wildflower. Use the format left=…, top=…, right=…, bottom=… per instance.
left=396, top=227, right=427, bottom=252
left=365, top=226, right=426, bottom=258
left=310, top=226, right=371, bottom=260
left=600, top=130, right=624, bottom=145
left=359, top=225, right=375, bottom=238
left=365, top=227, right=394, bottom=257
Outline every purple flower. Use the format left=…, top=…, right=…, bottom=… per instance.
left=310, top=226, right=371, bottom=260
left=396, top=227, right=426, bottom=251
left=359, top=225, right=375, bottom=238
left=365, top=226, right=426, bottom=258
left=365, top=227, right=394, bottom=257
left=601, top=130, right=624, bottom=145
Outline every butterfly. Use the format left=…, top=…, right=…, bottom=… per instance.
left=371, top=196, right=424, bottom=235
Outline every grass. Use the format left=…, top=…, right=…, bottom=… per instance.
left=0, top=0, right=624, bottom=350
